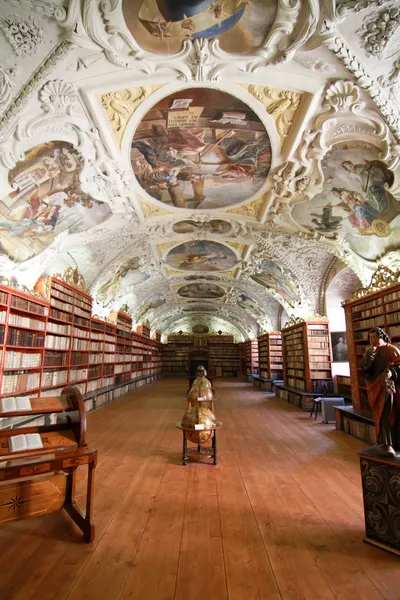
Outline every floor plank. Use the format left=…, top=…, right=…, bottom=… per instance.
left=1, top=378, right=400, bottom=600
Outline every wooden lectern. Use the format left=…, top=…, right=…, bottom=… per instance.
left=0, top=386, right=97, bottom=542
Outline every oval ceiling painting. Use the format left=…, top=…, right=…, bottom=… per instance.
left=124, top=1, right=277, bottom=55
left=178, top=283, right=226, bottom=299
left=166, top=240, right=238, bottom=271
left=172, top=219, right=232, bottom=234
left=131, top=89, right=272, bottom=210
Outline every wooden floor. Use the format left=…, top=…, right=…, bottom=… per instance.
left=1, top=378, right=400, bottom=600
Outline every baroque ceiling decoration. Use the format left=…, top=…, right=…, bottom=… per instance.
left=0, top=0, right=399, bottom=339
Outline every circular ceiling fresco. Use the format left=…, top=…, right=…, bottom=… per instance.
left=178, top=282, right=226, bottom=299
left=166, top=240, right=238, bottom=271
left=131, top=88, right=272, bottom=210
left=123, top=1, right=277, bottom=55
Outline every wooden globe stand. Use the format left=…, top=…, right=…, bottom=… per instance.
left=176, top=421, right=223, bottom=466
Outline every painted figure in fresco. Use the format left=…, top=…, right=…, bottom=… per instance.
left=0, top=142, right=111, bottom=263
left=131, top=90, right=272, bottom=210
left=97, top=258, right=143, bottom=307
left=138, top=0, right=248, bottom=41
left=310, top=206, right=343, bottom=233
left=331, top=187, right=391, bottom=236
left=342, top=160, right=393, bottom=212
left=361, top=327, right=400, bottom=455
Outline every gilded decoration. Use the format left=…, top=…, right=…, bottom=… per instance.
left=158, top=241, right=178, bottom=256
left=101, top=86, right=162, bottom=146
left=240, top=85, right=302, bottom=143
left=227, top=196, right=265, bottom=219
left=226, top=242, right=246, bottom=256
left=282, top=314, right=329, bottom=329
left=0, top=275, right=45, bottom=301
left=120, top=303, right=132, bottom=316
left=140, top=199, right=173, bottom=218
left=343, top=266, right=400, bottom=304
left=54, top=267, right=88, bottom=293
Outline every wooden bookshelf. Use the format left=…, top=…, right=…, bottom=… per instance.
left=208, top=335, right=239, bottom=377
left=258, top=333, right=283, bottom=380
left=0, top=280, right=164, bottom=414
left=0, top=285, right=48, bottom=401
left=343, top=278, right=400, bottom=413
left=276, top=320, right=333, bottom=410
left=336, top=375, right=351, bottom=399
left=243, top=339, right=259, bottom=380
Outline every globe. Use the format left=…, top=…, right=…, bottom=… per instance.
left=181, top=406, right=216, bottom=444
left=187, top=380, right=213, bottom=403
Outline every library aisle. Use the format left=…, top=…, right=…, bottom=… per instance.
left=0, top=379, right=399, bottom=600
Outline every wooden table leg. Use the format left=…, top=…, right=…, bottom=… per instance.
left=212, top=430, right=218, bottom=465
left=183, top=430, right=188, bottom=466
left=64, top=460, right=96, bottom=543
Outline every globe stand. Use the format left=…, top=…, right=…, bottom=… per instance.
left=176, top=422, right=222, bottom=466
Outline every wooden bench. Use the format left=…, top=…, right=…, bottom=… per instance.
left=0, top=386, right=97, bottom=542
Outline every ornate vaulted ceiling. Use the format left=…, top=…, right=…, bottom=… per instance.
left=0, top=0, right=399, bottom=340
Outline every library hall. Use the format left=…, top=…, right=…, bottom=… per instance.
left=2, top=0, right=400, bottom=598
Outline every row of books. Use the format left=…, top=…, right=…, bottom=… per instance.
left=1, top=371, right=40, bottom=394
left=7, top=328, right=44, bottom=347
left=3, top=351, right=42, bottom=369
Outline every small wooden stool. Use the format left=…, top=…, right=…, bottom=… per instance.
left=310, top=398, right=322, bottom=420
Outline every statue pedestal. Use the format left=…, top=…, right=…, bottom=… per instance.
left=358, top=446, right=400, bottom=556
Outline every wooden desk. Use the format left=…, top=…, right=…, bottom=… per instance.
left=0, top=386, right=97, bottom=542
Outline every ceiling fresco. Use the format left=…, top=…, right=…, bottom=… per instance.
left=123, top=0, right=276, bottom=55
left=0, top=0, right=400, bottom=340
left=131, top=88, right=272, bottom=210
left=172, top=219, right=232, bottom=234
left=177, top=282, right=226, bottom=298
left=291, top=144, right=399, bottom=262
left=165, top=240, right=238, bottom=272
left=0, top=142, right=112, bottom=263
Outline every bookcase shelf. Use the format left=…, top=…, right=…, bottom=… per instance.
left=276, top=320, right=333, bottom=410
left=258, top=333, right=283, bottom=380
left=343, top=281, right=400, bottom=414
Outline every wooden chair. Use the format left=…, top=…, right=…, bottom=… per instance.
left=0, top=386, right=97, bottom=542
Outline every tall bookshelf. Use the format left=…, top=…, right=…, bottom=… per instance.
left=258, top=333, right=283, bottom=380
left=343, top=274, right=400, bottom=413
left=244, top=339, right=259, bottom=378
left=208, top=335, right=239, bottom=377
left=276, top=320, right=333, bottom=410
left=0, top=285, right=48, bottom=401
left=0, top=278, right=164, bottom=411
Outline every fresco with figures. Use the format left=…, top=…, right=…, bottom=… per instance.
left=124, top=0, right=276, bottom=54
left=166, top=240, right=238, bottom=271
left=192, top=324, right=209, bottom=334
left=251, top=259, right=300, bottom=307
left=0, top=142, right=112, bottom=263
left=96, top=257, right=149, bottom=308
left=238, top=293, right=263, bottom=317
left=131, top=89, right=271, bottom=210
left=137, top=293, right=166, bottom=319
left=291, top=144, right=400, bottom=261
left=178, top=282, right=226, bottom=298
left=172, top=219, right=232, bottom=234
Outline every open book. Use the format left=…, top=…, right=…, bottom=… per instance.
left=8, top=433, right=43, bottom=453
left=1, top=396, right=32, bottom=413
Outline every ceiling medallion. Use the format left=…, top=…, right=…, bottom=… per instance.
left=131, top=88, right=272, bottom=211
